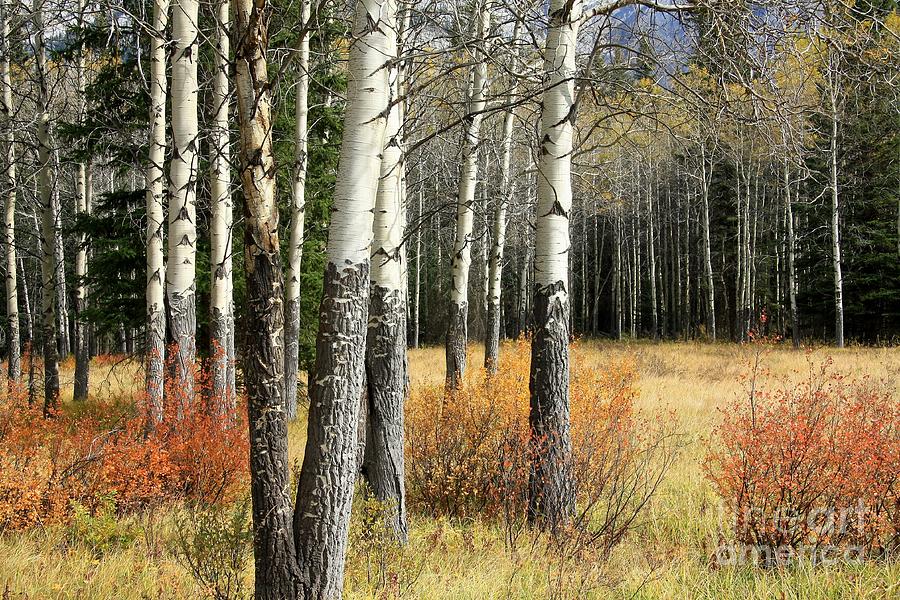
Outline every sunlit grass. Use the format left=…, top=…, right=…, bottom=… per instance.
left=1, top=342, right=898, bottom=599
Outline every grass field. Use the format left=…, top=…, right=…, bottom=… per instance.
left=1, top=341, right=898, bottom=599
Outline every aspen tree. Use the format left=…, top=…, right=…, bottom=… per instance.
left=232, top=0, right=299, bottom=595
left=168, top=0, right=199, bottom=394
left=209, top=0, right=234, bottom=409
left=293, top=1, right=397, bottom=596
left=528, top=0, right=580, bottom=527
left=363, top=8, right=407, bottom=538
left=446, top=2, right=489, bottom=388
left=1, top=0, right=19, bottom=386
left=34, top=0, right=59, bottom=414
left=146, top=0, right=168, bottom=424
left=285, top=0, right=311, bottom=421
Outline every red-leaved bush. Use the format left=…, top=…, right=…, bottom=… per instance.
left=0, top=350, right=248, bottom=531
left=705, top=354, right=900, bottom=562
left=406, top=340, right=680, bottom=553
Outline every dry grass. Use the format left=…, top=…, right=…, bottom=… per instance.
left=1, top=342, right=898, bottom=599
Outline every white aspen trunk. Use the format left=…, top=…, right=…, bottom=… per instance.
left=412, top=187, right=422, bottom=348
left=168, top=0, right=199, bottom=399
left=34, top=1, right=58, bottom=413
left=209, top=0, right=234, bottom=412
left=647, top=164, right=659, bottom=340
left=284, top=0, right=311, bottom=421
left=1, top=0, right=19, bottom=386
left=783, top=161, right=799, bottom=348
left=829, top=86, right=844, bottom=348
left=73, top=0, right=90, bottom=401
left=484, top=21, right=519, bottom=370
left=145, top=0, right=168, bottom=425
left=52, top=172, right=69, bottom=358
left=528, top=0, right=579, bottom=528
left=294, top=1, right=396, bottom=596
left=362, top=33, right=407, bottom=539
left=233, top=0, right=300, bottom=596
left=446, top=4, right=489, bottom=388
left=700, top=145, right=715, bottom=341
left=615, top=212, right=622, bottom=339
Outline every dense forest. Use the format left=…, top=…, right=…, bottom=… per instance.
left=0, top=0, right=898, bottom=598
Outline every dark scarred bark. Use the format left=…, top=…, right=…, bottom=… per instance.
left=233, top=0, right=301, bottom=596
left=528, top=280, right=574, bottom=530
left=295, top=261, right=370, bottom=599
left=445, top=300, right=467, bottom=388
left=284, top=296, right=300, bottom=420
left=484, top=300, right=501, bottom=373
left=362, top=285, right=408, bottom=541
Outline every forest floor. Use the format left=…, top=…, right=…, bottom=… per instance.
left=1, top=341, right=899, bottom=599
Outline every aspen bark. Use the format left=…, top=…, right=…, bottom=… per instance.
left=446, top=4, right=489, bottom=388
left=168, top=0, right=199, bottom=396
left=73, top=0, right=90, bottom=401
left=528, top=0, right=579, bottom=529
left=485, top=21, right=519, bottom=371
left=34, top=1, right=59, bottom=414
left=145, top=0, right=168, bottom=424
left=783, top=161, right=800, bottom=348
left=828, top=74, right=844, bottom=348
left=209, top=0, right=234, bottom=411
left=232, top=0, right=301, bottom=596
left=700, top=146, right=715, bottom=341
left=294, top=1, right=396, bottom=596
left=284, top=0, right=311, bottom=421
left=1, top=0, right=19, bottom=386
left=363, top=33, right=407, bottom=539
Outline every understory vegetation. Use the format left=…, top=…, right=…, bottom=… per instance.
left=1, top=341, right=897, bottom=599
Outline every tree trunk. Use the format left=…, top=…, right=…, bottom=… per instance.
left=168, top=0, right=199, bottom=399
left=700, top=147, right=716, bottom=341
left=411, top=188, right=422, bottom=348
left=485, top=21, right=519, bottom=371
left=1, top=0, right=19, bottom=387
left=209, top=0, right=234, bottom=412
left=363, top=37, right=407, bottom=539
left=783, top=161, right=800, bottom=348
left=446, top=4, right=488, bottom=388
left=34, top=1, right=59, bottom=414
left=233, top=0, right=301, bottom=596
left=285, top=0, right=311, bottom=421
left=294, top=1, right=396, bottom=597
left=73, top=0, right=90, bottom=401
left=145, top=0, right=168, bottom=425
left=647, top=163, right=659, bottom=340
left=829, top=85, right=844, bottom=348
left=528, top=0, right=578, bottom=530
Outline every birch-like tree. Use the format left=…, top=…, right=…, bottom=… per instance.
left=1, top=0, right=18, bottom=386
left=209, top=0, right=234, bottom=408
left=232, top=0, right=299, bottom=594
left=294, top=0, right=396, bottom=595
left=73, top=0, right=91, bottom=401
left=284, top=0, right=311, bottom=421
left=32, top=0, right=59, bottom=414
left=362, top=10, right=407, bottom=539
left=168, top=0, right=199, bottom=394
left=146, top=0, right=168, bottom=423
left=446, top=2, right=489, bottom=388
left=527, top=0, right=579, bottom=527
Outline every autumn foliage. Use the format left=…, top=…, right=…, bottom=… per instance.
left=405, top=339, right=679, bottom=552
left=0, top=355, right=248, bottom=532
left=705, top=353, right=900, bottom=561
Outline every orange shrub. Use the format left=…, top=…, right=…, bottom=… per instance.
left=0, top=358, right=248, bottom=531
left=705, top=355, right=900, bottom=562
left=405, top=339, right=679, bottom=553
